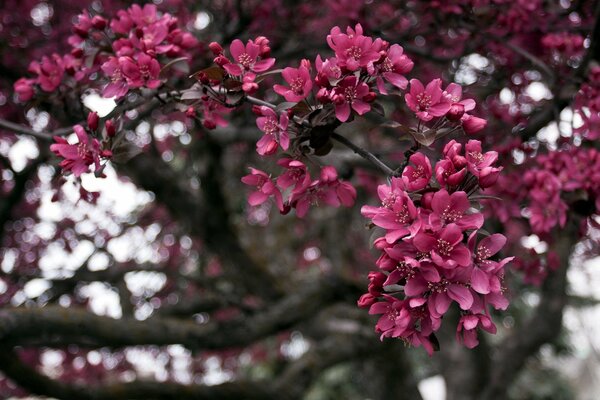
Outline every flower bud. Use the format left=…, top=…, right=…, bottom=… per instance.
left=462, top=115, right=487, bottom=134
left=314, top=72, right=329, bottom=87
left=447, top=103, right=465, bottom=121
left=87, top=111, right=99, bottom=131
left=332, top=94, right=345, bottom=105
left=105, top=120, right=116, bottom=137
left=203, top=119, right=217, bottom=130
left=186, top=106, right=196, bottom=118
left=316, top=88, right=330, bottom=103
left=300, top=58, right=311, bottom=71
left=421, top=191, right=434, bottom=209
left=357, top=293, right=377, bottom=308
left=208, top=41, right=223, bottom=55
left=71, top=48, right=84, bottom=58
left=253, top=36, right=271, bottom=57
left=91, top=15, right=107, bottom=30
left=197, top=71, right=210, bottom=84
left=363, top=91, right=377, bottom=103
left=251, top=105, right=263, bottom=115
left=214, top=55, right=230, bottom=66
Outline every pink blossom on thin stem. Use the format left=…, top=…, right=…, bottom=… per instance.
left=405, top=79, right=452, bottom=121
left=255, top=107, right=290, bottom=156
left=273, top=66, right=313, bottom=102
left=224, top=39, right=275, bottom=76
left=331, top=76, right=371, bottom=122
left=241, top=168, right=284, bottom=212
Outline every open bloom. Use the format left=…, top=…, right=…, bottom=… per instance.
left=326, top=24, right=382, bottom=71
left=428, top=189, right=484, bottom=231
left=375, top=44, right=414, bottom=93
left=273, top=66, right=313, bottom=102
left=241, top=168, right=284, bottom=211
left=456, top=314, right=496, bottom=348
left=402, top=152, right=432, bottom=191
left=405, top=79, right=451, bottom=121
left=332, top=76, right=371, bottom=122
left=255, top=107, right=290, bottom=155
left=50, top=125, right=103, bottom=177
left=224, top=39, right=275, bottom=76
left=413, top=223, right=472, bottom=268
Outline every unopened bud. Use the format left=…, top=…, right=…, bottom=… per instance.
left=71, top=48, right=84, bottom=58
left=447, top=103, right=465, bottom=121
left=203, top=119, right=217, bottom=130
left=363, top=91, right=377, bottom=103
left=300, top=58, right=311, bottom=70
left=316, top=88, right=330, bottom=103
left=332, top=94, right=345, bottom=105
left=91, top=15, right=107, bottom=30
left=87, top=111, right=99, bottom=131
left=208, top=41, right=223, bottom=55
left=214, top=55, right=230, bottom=66
left=105, top=120, right=116, bottom=137
left=197, top=71, right=210, bottom=84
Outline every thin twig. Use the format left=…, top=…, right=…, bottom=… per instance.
left=330, top=132, right=397, bottom=176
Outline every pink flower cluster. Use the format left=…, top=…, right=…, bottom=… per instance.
left=405, top=79, right=487, bottom=134
left=486, top=146, right=600, bottom=236
left=358, top=145, right=511, bottom=354
left=541, top=32, right=585, bottom=58
left=14, top=52, right=85, bottom=101
left=574, top=66, right=600, bottom=141
left=242, top=160, right=356, bottom=218
left=99, top=4, right=197, bottom=98
left=50, top=112, right=113, bottom=178
left=315, top=24, right=414, bottom=121
left=207, top=37, right=275, bottom=95
left=14, top=4, right=197, bottom=102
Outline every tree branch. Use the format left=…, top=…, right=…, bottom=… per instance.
left=0, top=347, right=278, bottom=400
left=0, top=278, right=341, bottom=349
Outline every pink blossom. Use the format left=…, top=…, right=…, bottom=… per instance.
left=14, top=78, right=35, bottom=102
left=428, top=189, right=484, bottom=231
left=128, top=3, right=158, bottom=26
left=101, top=57, right=130, bottom=98
left=456, top=314, right=496, bottom=349
left=273, top=66, right=313, bottom=102
left=369, top=296, right=411, bottom=339
left=413, top=223, right=472, bottom=268
left=289, top=166, right=355, bottom=217
left=375, top=44, right=414, bottom=93
left=332, top=76, right=371, bottom=122
left=461, top=114, right=487, bottom=134
left=402, top=152, right=432, bottom=191
left=223, top=39, right=275, bottom=76
left=443, top=83, right=476, bottom=113
left=133, top=53, right=162, bottom=88
left=199, top=97, right=232, bottom=129
left=110, top=10, right=134, bottom=34
left=241, top=168, right=284, bottom=212
left=255, top=107, right=290, bottom=155
left=130, top=23, right=171, bottom=54
left=276, top=158, right=311, bottom=191
left=405, top=79, right=451, bottom=121
left=370, top=190, right=421, bottom=243
left=314, top=55, right=342, bottom=86
left=326, top=24, right=382, bottom=71
left=435, top=159, right=467, bottom=187
left=31, top=54, right=65, bottom=92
